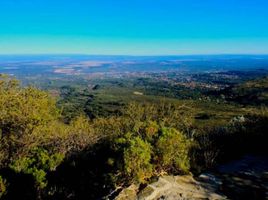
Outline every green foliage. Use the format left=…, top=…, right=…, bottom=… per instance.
left=0, top=76, right=99, bottom=198
left=0, top=76, right=59, bottom=136
left=109, top=117, right=193, bottom=185
left=2, top=74, right=267, bottom=199
left=0, top=76, right=59, bottom=169
left=67, top=115, right=97, bottom=151
left=10, top=148, right=64, bottom=188
left=123, top=136, right=153, bottom=183
left=123, top=102, right=193, bottom=132
left=156, top=128, right=193, bottom=173
left=0, top=175, right=7, bottom=198
left=143, top=121, right=159, bottom=141
left=57, top=85, right=94, bottom=122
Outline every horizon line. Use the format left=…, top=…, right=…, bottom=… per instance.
left=1, top=53, right=268, bottom=57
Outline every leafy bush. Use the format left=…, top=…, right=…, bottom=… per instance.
left=123, top=102, right=194, bottom=132
left=0, top=176, right=6, bottom=198
left=0, top=75, right=60, bottom=167
left=0, top=76, right=99, bottom=198
left=10, top=148, right=64, bottom=188
left=156, top=128, right=193, bottom=173
left=123, top=136, right=153, bottom=183
left=0, top=76, right=59, bottom=137
left=110, top=121, right=193, bottom=185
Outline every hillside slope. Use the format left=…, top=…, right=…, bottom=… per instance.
left=224, top=76, right=268, bottom=105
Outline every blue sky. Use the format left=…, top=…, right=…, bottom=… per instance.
left=0, top=0, right=268, bottom=55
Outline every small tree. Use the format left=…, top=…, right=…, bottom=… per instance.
left=123, top=136, right=153, bottom=183
left=156, top=128, right=192, bottom=173
left=0, top=76, right=59, bottom=167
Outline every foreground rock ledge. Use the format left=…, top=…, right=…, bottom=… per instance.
left=116, top=175, right=227, bottom=200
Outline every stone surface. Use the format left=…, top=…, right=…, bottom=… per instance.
left=137, top=175, right=227, bottom=200
left=115, top=155, right=268, bottom=200
left=115, top=184, right=138, bottom=200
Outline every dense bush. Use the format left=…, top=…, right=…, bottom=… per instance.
left=10, top=148, right=64, bottom=188
left=156, top=128, right=192, bottom=173
left=108, top=117, right=194, bottom=186
left=123, top=136, right=153, bottom=183
left=0, top=76, right=99, bottom=199
left=0, top=176, right=6, bottom=198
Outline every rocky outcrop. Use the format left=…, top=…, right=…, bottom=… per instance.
left=116, top=155, right=268, bottom=200
left=116, top=175, right=227, bottom=200
left=115, top=184, right=138, bottom=200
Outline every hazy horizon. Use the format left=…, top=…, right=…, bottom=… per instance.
left=1, top=53, right=268, bottom=57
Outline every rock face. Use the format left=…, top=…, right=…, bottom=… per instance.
left=115, top=185, right=138, bottom=200
left=116, top=175, right=227, bottom=200
left=115, top=155, right=268, bottom=200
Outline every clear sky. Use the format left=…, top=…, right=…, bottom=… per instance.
left=0, top=0, right=268, bottom=55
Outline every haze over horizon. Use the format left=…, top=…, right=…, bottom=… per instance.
left=1, top=0, right=268, bottom=55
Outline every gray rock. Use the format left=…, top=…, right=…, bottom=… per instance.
left=135, top=175, right=227, bottom=200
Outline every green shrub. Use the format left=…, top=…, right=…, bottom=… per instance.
left=123, top=136, right=153, bottom=183
left=156, top=128, right=193, bottom=173
left=10, top=148, right=64, bottom=188
left=0, top=176, right=6, bottom=198
left=110, top=124, right=193, bottom=185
